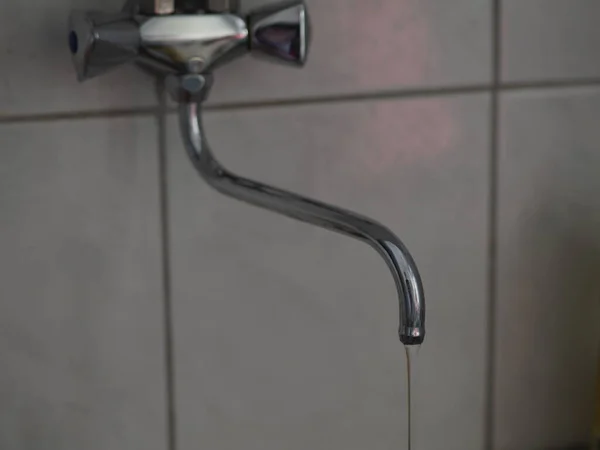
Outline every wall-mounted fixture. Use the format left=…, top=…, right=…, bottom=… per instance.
left=68, top=0, right=425, bottom=346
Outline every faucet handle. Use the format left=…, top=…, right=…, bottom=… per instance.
left=247, top=0, right=311, bottom=66
left=69, top=11, right=140, bottom=81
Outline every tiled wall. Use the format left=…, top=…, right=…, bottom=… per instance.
left=1, top=1, right=600, bottom=450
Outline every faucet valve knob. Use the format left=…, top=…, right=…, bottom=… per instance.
left=69, top=11, right=141, bottom=81
left=247, top=0, right=311, bottom=66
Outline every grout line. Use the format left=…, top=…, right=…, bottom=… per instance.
left=201, top=84, right=491, bottom=111
left=484, top=0, right=502, bottom=449
left=156, top=80, right=178, bottom=450
left=6, top=78, right=600, bottom=125
left=0, top=106, right=160, bottom=124
left=199, top=77, right=600, bottom=113
left=501, top=77, right=600, bottom=92
left=160, top=84, right=492, bottom=116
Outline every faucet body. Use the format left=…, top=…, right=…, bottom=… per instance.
left=68, top=0, right=425, bottom=345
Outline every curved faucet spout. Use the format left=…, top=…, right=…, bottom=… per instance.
left=178, top=101, right=425, bottom=345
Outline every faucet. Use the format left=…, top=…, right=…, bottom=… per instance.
left=68, top=0, right=425, bottom=346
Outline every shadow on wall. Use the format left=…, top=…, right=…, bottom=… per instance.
left=502, top=182, right=600, bottom=448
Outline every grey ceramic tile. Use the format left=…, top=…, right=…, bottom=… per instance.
left=502, top=0, right=600, bottom=82
left=204, top=0, right=491, bottom=105
left=495, top=88, right=600, bottom=450
left=0, top=0, right=156, bottom=116
left=0, top=118, right=166, bottom=449
left=167, top=94, right=490, bottom=450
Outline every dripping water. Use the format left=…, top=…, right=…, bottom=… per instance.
left=404, top=344, right=421, bottom=450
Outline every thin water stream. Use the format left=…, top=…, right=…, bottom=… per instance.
left=404, top=345, right=421, bottom=450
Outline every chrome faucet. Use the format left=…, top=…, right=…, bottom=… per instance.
left=68, top=0, right=425, bottom=345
